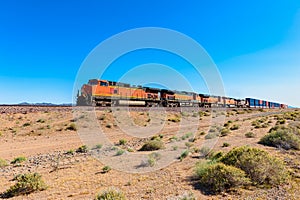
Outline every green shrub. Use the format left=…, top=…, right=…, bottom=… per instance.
left=200, top=146, right=211, bottom=156
left=102, top=166, right=111, bottom=173
left=179, top=150, right=189, bottom=161
left=222, top=142, right=230, bottom=147
left=11, top=156, right=26, bottom=164
left=76, top=145, right=88, bottom=153
left=230, top=124, right=240, bottom=130
left=95, top=188, right=126, bottom=200
left=205, top=132, right=219, bottom=139
left=245, top=132, right=255, bottom=138
left=259, top=126, right=300, bottom=150
left=94, top=144, right=103, bottom=149
left=276, top=119, right=286, bottom=125
left=195, top=162, right=250, bottom=194
left=2, top=173, right=47, bottom=198
left=223, top=121, right=232, bottom=127
left=169, top=136, right=179, bottom=142
left=139, top=140, right=165, bottom=151
left=116, top=149, right=125, bottom=156
left=22, top=122, right=31, bottom=127
left=151, top=135, right=162, bottom=141
left=220, top=128, right=230, bottom=137
left=185, top=142, right=193, bottom=148
left=168, top=117, right=180, bottom=123
left=147, top=152, right=161, bottom=167
left=181, top=132, right=193, bottom=140
left=0, top=158, right=8, bottom=167
left=36, top=119, right=45, bottom=123
left=119, top=139, right=127, bottom=145
left=66, top=123, right=77, bottom=131
left=66, top=149, right=74, bottom=155
left=208, top=151, right=223, bottom=161
left=219, top=146, right=289, bottom=186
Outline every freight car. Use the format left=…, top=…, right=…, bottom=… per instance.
left=245, top=98, right=288, bottom=109
left=77, top=79, right=288, bottom=108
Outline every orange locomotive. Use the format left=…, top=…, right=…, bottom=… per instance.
left=77, top=79, right=161, bottom=106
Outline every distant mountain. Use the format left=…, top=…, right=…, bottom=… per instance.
left=17, top=102, right=72, bottom=106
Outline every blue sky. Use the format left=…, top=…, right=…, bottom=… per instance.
left=0, top=1, right=300, bottom=107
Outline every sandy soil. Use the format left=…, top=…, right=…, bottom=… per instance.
left=0, top=106, right=299, bottom=199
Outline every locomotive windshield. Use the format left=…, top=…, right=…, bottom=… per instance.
left=100, top=81, right=108, bottom=86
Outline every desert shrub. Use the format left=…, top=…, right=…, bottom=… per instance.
left=276, top=119, right=286, bottom=125
left=185, top=142, right=193, bottom=149
left=220, top=128, right=230, bottom=137
left=66, top=149, right=74, bottom=155
left=95, top=188, right=126, bottom=200
left=98, top=115, right=106, bottom=120
left=204, top=132, right=218, bottom=139
left=245, top=132, right=255, bottom=138
left=22, top=122, right=31, bottom=127
left=151, top=135, right=163, bottom=141
left=66, top=123, right=77, bottom=131
left=219, top=146, right=289, bottom=186
left=230, top=124, right=240, bottom=130
left=252, top=118, right=269, bottom=129
left=76, top=145, right=88, bottom=153
left=94, top=144, right=103, bottom=149
left=147, top=152, right=161, bottom=167
left=0, top=158, right=8, bottom=167
left=169, top=136, right=179, bottom=142
left=196, top=162, right=250, bottom=194
left=116, top=149, right=125, bottom=156
left=200, top=146, right=211, bottom=156
left=36, top=119, right=45, bottom=123
left=224, top=120, right=233, bottom=127
left=102, top=166, right=111, bottom=173
left=181, top=132, right=193, bottom=140
left=259, top=126, right=300, bottom=150
left=119, top=139, right=127, bottom=145
left=139, top=140, right=165, bottom=151
left=207, top=151, right=223, bottom=161
left=2, top=173, right=47, bottom=198
left=172, top=146, right=178, bottom=151
left=168, top=117, right=180, bottom=123
left=179, top=150, right=189, bottom=161
left=11, top=156, right=26, bottom=164
left=222, top=142, right=230, bottom=147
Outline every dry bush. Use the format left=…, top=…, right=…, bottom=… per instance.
left=259, top=125, right=300, bottom=150
left=95, top=188, right=126, bottom=200
left=2, top=173, right=47, bottom=198
left=220, top=146, right=289, bottom=186
left=196, top=162, right=250, bottom=194
left=139, top=140, right=165, bottom=151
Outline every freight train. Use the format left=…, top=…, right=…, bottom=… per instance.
left=76, top=79, right=288, bottom=109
